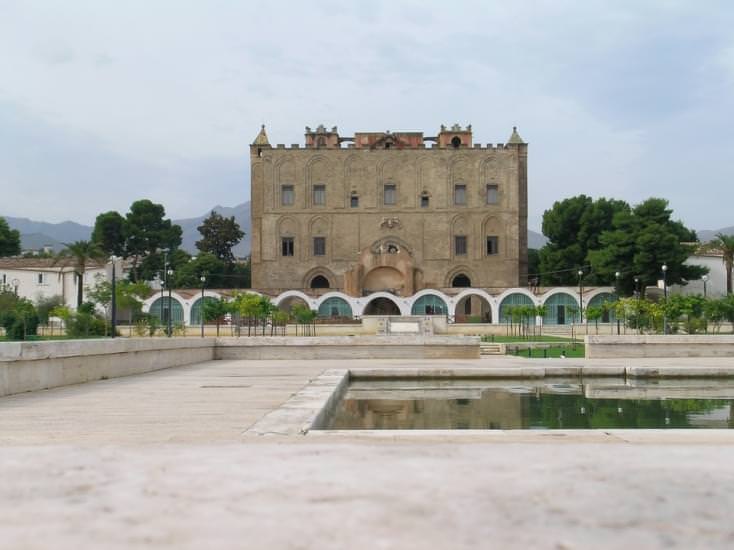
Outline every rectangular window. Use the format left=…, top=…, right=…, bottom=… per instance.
left=313, top=184, right=326, bottom=206
left=37, top=273, right=45, bottom=284
left=486, top=184, right=498, bottom=204
left=281, top=185, right=294, bottom=206
left=281, top=237, right=294, bottom=257
left=454, top=184, right=466, bottom=205
left=313, top=236, right=326, bottom=256
left=486, top=236, right=499, bottom=255
left=455, top=235, right=467, bottom=256
left=1, top=274, right=5, bottom=285
left=384, top=184, right=396, bottom=205
left=350, top=195, right=359, bottom=208
left=420, top=195, right=429, bottom=208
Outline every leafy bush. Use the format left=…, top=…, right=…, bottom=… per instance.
left=0, top=299, right=40, bottom=340
left=290, top=303, right=317, bottom=324
left=35, top=295, right=65, bottom=324
left=65, top=312, right=107, bottom=337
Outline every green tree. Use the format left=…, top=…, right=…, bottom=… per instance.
left=87, top=274, right=150, bottom=323
left=538, top=196, right=629, bottom=285
left=0, top=297, right=39, bottom=340
left=0, top=217, right=21, bottom=257
left=588, top=198, right=707, bottom=296
left=172, top=253, right=226, bottom=288
left=35, top=295, right=65, bottom=325
left=53, top=240, right=106, bottom=308
left=527, top=248, right=540, bottom=284
left=585, top=305, right=604, bottom=334
left=139, top=248, right=191, bottom=283
left=92, top=211, right=127, bottom=257
left=196, top=211, right=244, bottom=265
left=202, top=297, right=230, bottom=336
left=124, top=200, right=182, bottom=281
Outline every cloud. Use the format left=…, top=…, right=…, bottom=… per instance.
left=0, top=1, right=732, bottom=231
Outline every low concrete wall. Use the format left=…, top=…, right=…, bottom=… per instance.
left=586, top=335, right=734, bottom=358
left=0, top=336, right=480, bottom=397
left=0, top=338, right=216, bottom=397
left=214, top=336, right=480, bottom=360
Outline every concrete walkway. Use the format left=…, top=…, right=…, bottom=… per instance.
left=2, top=356, right=734, bottom=549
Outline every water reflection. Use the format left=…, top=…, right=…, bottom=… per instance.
left=324, top=378, right=734, bottom=430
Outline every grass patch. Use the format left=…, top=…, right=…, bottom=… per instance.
left=505, top=344, right=586, bottom=359
left=482, top=335, right=573, bottom=343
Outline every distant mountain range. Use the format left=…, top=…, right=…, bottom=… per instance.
left=3, top=207, right=731, bottom=255
left=4, top=202, right=252, bottom=257
left=697, top=226, right=734, bottom=243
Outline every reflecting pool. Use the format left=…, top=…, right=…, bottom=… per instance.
left=322, top=378, right=734, bottom=430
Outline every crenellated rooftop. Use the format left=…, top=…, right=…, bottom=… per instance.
left=251, top=124, right=525, bottom=151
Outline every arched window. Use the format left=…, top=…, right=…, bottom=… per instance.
left=310, top=275, right=330, bottom=289
left=411, top=294, right=448, bottom=315
left=452, top=274, right=471, bottom=287
left=318, top=297, right=352, bottom=318
left=588, top=292, right=617, bottom=323
left=543, top=293, right=579, bottom=325
left=149, top=297, right=184, bottom=325
left=451, top=136, right=461, bottom=148
left=190, top=296, right=219, bottom=325
left=499, top=293, right=535, bottom=324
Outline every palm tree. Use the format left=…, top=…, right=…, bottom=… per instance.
left=53, top=240, right=106, bottom=308
left=709, top=233, right=734, bottom=295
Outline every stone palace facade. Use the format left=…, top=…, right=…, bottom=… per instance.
left=249, top=123, right=529, bottom=313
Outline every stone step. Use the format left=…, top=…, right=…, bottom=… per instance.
left=479, top=343, right=503, bottom=355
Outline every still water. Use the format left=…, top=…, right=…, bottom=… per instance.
left=323, top=378, right=734, bottom=430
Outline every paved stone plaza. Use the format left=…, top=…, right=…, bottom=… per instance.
left=2, top=356, right=734, bottom=548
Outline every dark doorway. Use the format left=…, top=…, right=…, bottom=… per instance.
left=364, top=297, right=401, bottom=316
left=452, top=274, right=471, bottom=287
left=557, top=305, right=566, bottom=325
left=451, top=136, right=461, bottom=148
left=310, top=275, right=330, bottom=289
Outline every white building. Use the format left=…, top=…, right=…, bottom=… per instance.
left=0, top=258, right=109, bottom=309
left=672, top=251, right=732, bottom=298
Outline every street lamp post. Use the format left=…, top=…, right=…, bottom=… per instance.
left=634, top=276, right=640, bottom=335
left=577, top=269, right=584, bottom=324
left=702, top=274, right=709, bottom=334
left=200, top=275, right=206, bottom=338
left=614, top=271, right=621, bottom=335
left=662, top=264, right=668, bottom=335
left=160, top=248, right=169, bottom=334
left=167, top=268, right=174, bottom=337
left=702, top=274, right=708, bottom=298
left=110, top=256, right=117, bottom=339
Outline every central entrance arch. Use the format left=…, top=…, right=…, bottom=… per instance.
left=363, top=266, right=404, bottom=294
left=363, top=296, right=401, bottom=316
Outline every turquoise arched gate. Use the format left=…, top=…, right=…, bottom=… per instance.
left=190, top=296, right=219, bottom=325
left=149, top=296, right=184, bottom=325
left=411, top=294, right=448, bottom=315
left=318, top=297, right=353, bottom=318
left=499, top=293, right=535, bottom=324
left=543, top=293, right=579, bottom=325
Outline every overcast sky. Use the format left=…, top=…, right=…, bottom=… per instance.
left=1, top=1, right=733, bottom=231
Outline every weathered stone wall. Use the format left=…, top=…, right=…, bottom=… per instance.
left=251, top=141, right=527, bottom=295
left=0, top=338, right=216, bottom=397
left=0, top=336, right=480, bottom=397
left=214, top=336, right=479, bottom=360
left=585, top=335, right=734, bottom=358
